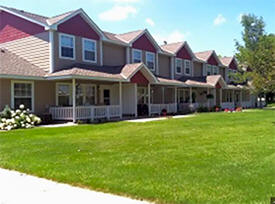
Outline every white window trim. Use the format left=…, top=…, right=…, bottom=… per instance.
left=184, top=60, right=191, bottom=76
left=82, top=38, right=97, bottom=63
left=175, top=58, right=183, bottom=74
left=145, top=51, right=155, bottom=71
left=132, top=49, right=142, bottom=63
left=11, top=80, right=34, bottom=112
left=56, top=82, right=72, bottom=106
left=59, top=33, right=75, bottom=60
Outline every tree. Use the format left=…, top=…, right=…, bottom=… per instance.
left=235, top=14, right=275, bottom=105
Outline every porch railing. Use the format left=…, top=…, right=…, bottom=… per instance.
left=221, top=102, right=235, bottom=110
left=150, top=103, right=177, bottom=115
left=49, top=105, right=121, bottom=121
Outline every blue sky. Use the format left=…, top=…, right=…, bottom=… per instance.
left=1, top=0, right=274, bottom=56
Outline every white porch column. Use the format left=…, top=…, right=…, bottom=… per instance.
left=134, top=84, right=138, bottom=117
left=162, top=87, right=165, bottom=104
left=207, top=88, right=210, bottom=108
left=148, top=83, right=151, bottom=116
left=174, top=87, right=177, bottom=113
left=72, top=78, right=76, bottom=123
left=119, top=82, right=122, bottom=119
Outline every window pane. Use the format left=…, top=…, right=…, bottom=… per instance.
left=133, top=50, right=141, bottom=63
left=61, top=47, right=74, bottom=58
left=61, top=36, right=73, bottom=48
left=84, top=40, right=95, bottom=51
left=85, top=51, right=95, bottom=61
left=58, top=96, right=70, bottom=106
left=14, top=98, right=32, bottom=110
left=58, top=85, right=70, bottom=96
left=14, top=83, right=32, bottom=97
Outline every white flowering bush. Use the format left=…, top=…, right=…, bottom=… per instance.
left=0, top=105, right=41, bottom=131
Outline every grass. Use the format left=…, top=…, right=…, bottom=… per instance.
left=0, top=110, right=275, bottom=204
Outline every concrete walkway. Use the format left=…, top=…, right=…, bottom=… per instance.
left=0, top=168, right=151, bottom=204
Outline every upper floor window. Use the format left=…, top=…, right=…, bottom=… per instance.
left=212, top=66, right=219, bottom=75
left=82, top=38, right=97, bottom=63
left=132, top=49, right=142, bottom=63
left=146, top=52, right=155, bottom=71
left=184, top=60, right=191, bottom=75
left=206, top=64, right=212, bottom=75
left=59, top=34, right=75, bottom=60
left=175, top=58, right=182, bottom=74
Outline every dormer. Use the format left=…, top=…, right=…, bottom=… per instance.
left=220, top=56, right=238, bottom=82
left=194, top=50, right=223, bottom=77
left=161, top=41, right=195, bottom=79
left=115, top=29, right=161, bottom=74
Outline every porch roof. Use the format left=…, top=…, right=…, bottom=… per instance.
left=178, top=76, right=213, bottom=88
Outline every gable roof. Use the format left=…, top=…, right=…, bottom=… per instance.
left=220, top=56, right=235, bottom=66
left=0, top=48, right=46, bottom=78
left=115, top=30, right=144, bottom=43
left=160, top=41, right=197, bottom=59
left=0, top=6, right=49, bottom=27
left=161, top=42, right=185, bottom=54
left=194, top=50, right=223, bottom=65
left=46, top=10, right=77, bottom=25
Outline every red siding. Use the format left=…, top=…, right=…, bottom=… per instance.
left=132, top=34, right=156, bottom=52
left=58, top=14, right=100, bottom=40
left=229, top=60, right=237, bottom=70
left=130, top=71, right=149, bottom=85
left=0, top=11, right=45, bottom=43
left=216, top=83, right=221, bottom=89
left=207, top=55, right=219, bottom=66
left=176, top=46, right=192, bottom=60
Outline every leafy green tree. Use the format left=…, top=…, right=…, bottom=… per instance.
left=235, top=14, right=275, bottom=105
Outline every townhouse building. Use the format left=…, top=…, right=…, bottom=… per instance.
left=0, top=6, right=256, bottom=122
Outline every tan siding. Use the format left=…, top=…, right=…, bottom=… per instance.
left=0, top=32, right=50, bottom=72
left=0, top=79, right=11, bottom=110
left=34, top=81, right=55, bottom=114
left=158, top=54, right=170, bottom=78
left=193, top=61, right=203, bottom=77
left=54, top=32, right=101, bottom=71
left=103, top=42, right=126, bottom=66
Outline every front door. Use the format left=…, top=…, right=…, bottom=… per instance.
left=137, top=87, right=149, bottom=116
left=103, top=89, right=110, bottom=105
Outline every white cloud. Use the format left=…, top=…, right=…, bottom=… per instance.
left=145, top=18, right=155, bottom=26
left=213, top=14, right=226, bottom=26
left=99, top=5, right=137, bottom=21
left=153, top=30, right=190, bottom=44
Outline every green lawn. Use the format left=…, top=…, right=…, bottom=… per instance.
left=0, top=110, right=275, bottom=204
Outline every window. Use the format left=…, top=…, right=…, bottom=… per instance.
left=59, top=34, right=75, bottom=59
left=76, top=84, right=96, bottom=106
left=206, top=64, right=212, bottom=75
left=212, top=66, right=219, bottom=75
left=57, top=83, right=72, bottom=106
left=146, top=52, right=155, bottom=71
left=103, top=89, right=110, bottom=105
left=177, top=89, right=185, bottom=103
left=175, top=58, right=182, bottom=74
left=12, top=81, right=34, bottom=111
left=82, top=38, right=97, bottom=63
left=132, top=49, right=142, bottom=63
left=184, top=60, right=191, bottom=75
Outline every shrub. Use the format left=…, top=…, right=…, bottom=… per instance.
left=0, top=105, right=41, bottom=131
left=197, top=106, right=209, bottom=112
